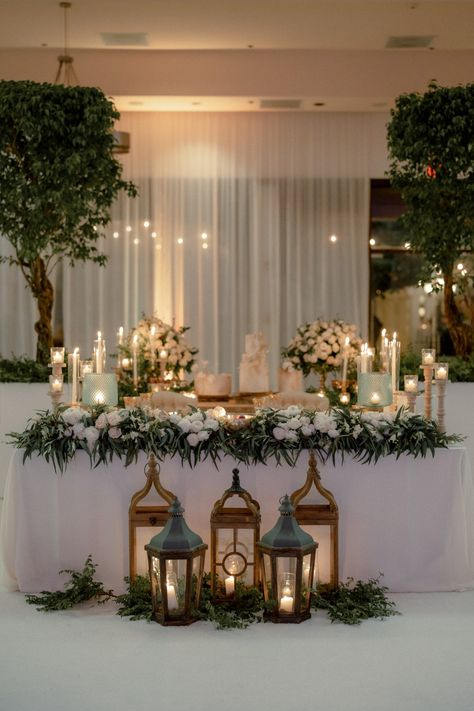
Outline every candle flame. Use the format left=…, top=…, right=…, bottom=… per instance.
left=381, top=328, right=386, bottom=338
left=119, top=326, right=123, bottom=336
left=344, top=336, right=350, bottom=346
left=97, top=331, right=101, bottom=339
left=133, top=334, right=138, bottom=344
left=392, top=332, right=397, bottom=341
left=73, top=347, right=79, bottom=355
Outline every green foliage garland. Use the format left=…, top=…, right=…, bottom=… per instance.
left=9, top=404, right=462, bottom=474
left=25, top=556, right=114, bottom=612
left=25, top=560, right=399, bottom=629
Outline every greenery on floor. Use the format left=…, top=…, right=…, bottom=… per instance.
left=24, top=558, right=399, bottom=629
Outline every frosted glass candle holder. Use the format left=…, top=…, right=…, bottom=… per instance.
left=357, top=372, right=392, bottom=408
left=434, top=363, right=449, bottom=381
left=421, top=349, right=436, bottom=366
left=50, top=347, right=65, bottom=366
left=82, top=373, right=118, bottom=407
left=404, top=374, right=419, bottom=393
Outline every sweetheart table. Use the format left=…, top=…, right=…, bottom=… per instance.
left=1, top=447, right=473, bottom=594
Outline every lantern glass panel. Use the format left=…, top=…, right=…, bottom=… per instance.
left=302, top=524, right=330, bottom=585
left=262, top=552, right=273, bottom=598
left=216, top=529, right=254, bottom=586
left=150, top=555, right=162, bottom=608
left=165, top=558, right=187, bottom=614
left=135, top=525, right=161, bottom=576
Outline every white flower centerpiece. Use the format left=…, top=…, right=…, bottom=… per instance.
left=118, top=316, right=198, bottom=394
left=282, top=319, right=362, bottom=388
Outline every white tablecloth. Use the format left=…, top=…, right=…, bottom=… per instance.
left=1, top=447, right=474, bottom=593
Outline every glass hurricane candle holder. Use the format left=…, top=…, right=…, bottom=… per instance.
left=434, top=363, right=449, bottom=381
left=50, top=347, right=65, bottom=366
left=404, top=374, right=418, bottom=413
left=82, top=373, right=118, bottom=406
left=357, top=372, right=392, bottom=409
left=421, top=349, right=436, bottom=366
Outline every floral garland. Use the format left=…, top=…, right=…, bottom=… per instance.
left=118, top=316, right=198, bottom=394
left=282, top=319, right=362, bottom=377
left=9, top=404, right=460, bottom=474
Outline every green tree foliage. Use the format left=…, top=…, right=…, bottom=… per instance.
left=0, top=80, right=137, bottom=363
left=387, top=82, right=474, bottom=356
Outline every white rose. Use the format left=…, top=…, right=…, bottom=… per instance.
left=197, top=430, right=210, bottom=441
left=328, top=428, right=340, bottom=438
left=190, top=420, right=204, bottom=432
left=186, top=433, right=200, bottom=447
left=62, top=408, right=85, bottom=425
left=84, top=426, right=100, bottom=449
left=287, top=417, right=302, bottom=430
left=106, top=411, right=122, bottom=427
left=177, top=418, right=192, bottom=433
left=273, top=426, right=287, bottom=441
left=108, top=427, right=122, bottom=439
left=95, top=413, right=108, bottom=430
left=284, top=430, right=298, bottom=442
left=301, top=424, right=315, bottom=436
left=204, top=418, right=219, bottom=431
left=72, top=422, right=86, bottom=439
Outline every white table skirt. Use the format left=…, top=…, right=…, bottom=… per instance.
left=1, top=447, right=474, bottom=594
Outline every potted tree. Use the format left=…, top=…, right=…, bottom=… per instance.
left=0, top=80, right=137, bottom=364
left=387, top=81, right=474, bottom=357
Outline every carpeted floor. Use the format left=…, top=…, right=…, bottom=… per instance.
left=1, top=583, right=474, bottom=711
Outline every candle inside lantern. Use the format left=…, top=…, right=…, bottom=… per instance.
left=339, top=392, right=350, bottom=405
left=94, top=391, right=105, bottom=405
left=117, top=326, right=123, bottom=345
left=390, top=333, right=400, bottom=394
left=280, top=595, right=294, bottom=613
left=121, top=357, right=130, bottom=369
left=405, top=377, right=418, bottom=392
left=224, top=576, right=235, bottom=596
left=150, top=325, right=156, bottom=368
left=422, top=349, right=435, bottom=366
left=370, top=392, right=381, bottom=405
left=166, top=584, right=179, bottom=610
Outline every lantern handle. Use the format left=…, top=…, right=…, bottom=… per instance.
left=210, top=468, right=260, bottom=518
left=128, top=453, right=176, bottom=513
left=290, top=450, right=338, bottom=512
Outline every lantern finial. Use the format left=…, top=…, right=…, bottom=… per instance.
left=169, top=498, right=184, bottom=516
left=230, top=468, right=243, bottom=492
left=278, top=494, right=295, bottom=516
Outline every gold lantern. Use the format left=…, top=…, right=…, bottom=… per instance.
left=290, top=450, right=339, bottom=590
left=210, top=468, right=261, bottom=598
left=128, top=453, right=175, bottom=579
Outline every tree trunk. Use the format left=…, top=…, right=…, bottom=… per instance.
left=443, top=271, right=473, bottom=358
left=30, top=257, right=54, bottom=365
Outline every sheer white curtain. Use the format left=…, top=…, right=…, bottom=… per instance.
left=1, top=111, right=389, bottom=388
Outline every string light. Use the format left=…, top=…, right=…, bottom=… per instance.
left=113, top=232, right=119, bottom=239
left=457, top=263, right=464, bottom=271
left=201, top=232, right=208, bottom=240
left=151, top=232, right=157, bottom=238
left=202, top=242, right=209, bottom=250
left=143, top=220, right=150, bottom=228
left=133, top=238, right=139, bottom=245
left=177, top=238, right=184, bottom=245
left=126, top=226, right=132, bottom=232
left=330, top=234, right=338, bottom=243
left=369, top=238, right=376, bottom=246
left=404, top=241, right=411, bottom=249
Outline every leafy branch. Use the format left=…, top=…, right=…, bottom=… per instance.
left=314, top=575, right=399, bottom=625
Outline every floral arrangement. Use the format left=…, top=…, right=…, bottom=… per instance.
left=118, top=316, right=198, bottom=394
left=9, top=404, right=460, bottom=474
left=282, top=319, right=362, bottom=377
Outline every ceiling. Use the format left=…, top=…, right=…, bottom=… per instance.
left=0, top=0, right=473, bottom=112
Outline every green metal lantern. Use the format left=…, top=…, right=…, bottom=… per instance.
left=257, top=495, right=317, bottom=624
left=145, top=499, right=207, bottom=626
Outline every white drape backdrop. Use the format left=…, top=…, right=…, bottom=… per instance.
left=0, top=112, right=389, bottom=388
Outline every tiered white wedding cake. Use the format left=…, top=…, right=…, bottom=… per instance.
left=239, top=332, right=270, bottom=394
